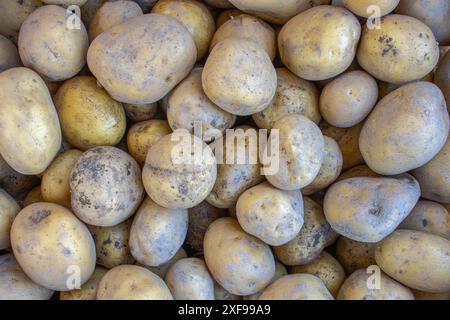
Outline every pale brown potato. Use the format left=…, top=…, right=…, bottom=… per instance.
left=60, top=267, right=108, bottom=300
left=22, top=186, right=45, bottom=207
left=216, top=9, right=243, bottom=28
left=11, top=203, right=96, bottom=291
left=244, top=261, right=287, bottom=300
left=0, top=35, right=21, bottom=72
left=97, top=265, right=173, bottom=300
left=343, top=0, right=399, bottom=18
left=140, top=247, right=187, bottom=278
left=336, top=236, right=377, bottom=274
left=123, top=103, right=158, bottom=122
left=0, top=188, right=20, bottom=250
left=0, top=0, right=43, bottom=43
left=434, top=51, right=450, bottom=108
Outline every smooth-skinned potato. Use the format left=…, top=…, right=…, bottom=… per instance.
left=60, top=267, right=108, bottom=300
left=343, top=0, right=399, bottom=18
left=0, top=0, right=43, bottom=43
left=0, top=188, right=20, bottom=250
left=0, top=35, right=21, bottom=72
left=336, top=236, right=377, bottom=274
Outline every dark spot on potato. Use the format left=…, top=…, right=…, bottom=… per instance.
left=79, top=193, right=91, bottom=206
left=17, top=0, right=24, bottom=5
left=422, top=219, right=428, bottom=227
left=103, top=237, right=112, bottom=245
left=114, top=241, right=121, bottom=249
left=62, top=247, right=72, bottom=256
left=29, top=210, right=51, bottom=224
left=323, top=12, right=332, bottom=18
left=15, top=245, right=22, bottom=254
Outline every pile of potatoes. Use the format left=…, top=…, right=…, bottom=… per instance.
left=0, top=0, right=449, bottom=301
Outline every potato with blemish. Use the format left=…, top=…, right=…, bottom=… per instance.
left=245, top=261, right=287, bottom=300
left=124, top=103, right=158, bottom=122
left=97, top=265, right=173, bottom=300
left=253, top=68, right=321, bottom=129
left=60, top=267, right=108, bottom=300
left=343, top=0, right=399, bottom=18
left=216, top=9, right=243, bottom=28
left=336, top=237, right=377, bottom=274
left=0, top=0, right=43, bottom=43
left=0, top=35, right=21, bottom=72
left=23, top=186, right=45, bottom=207
left=204, top=0, right=233, bottom=8
left=140, top=247, right=187, bottom=278
left=236, top=182, right=304, bottom=246
left=204, top=217, right=275, bottom=296
left=274, top=197, right=338, bottom=266
left=10, top=202, right=96, bottom=291
left=165, top=258, right=215, bottom=300
left=375, top=230, right=450, bottom=293
left=70, top=146, right=144, bottom=227
left=434, top=51, right=450, bottom=108
left=0, top=188, right=20, bottom=250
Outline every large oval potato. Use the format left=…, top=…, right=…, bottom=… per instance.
left=0, top=35, right=21, bottom=72
left=0, top=0, right=43, bottom=43
left=336, top=236, right=377, bottom=274
left=60, top=267, right=107, bottom=300
left=87, top=14, right=196, bottom=104
left=343, top=0, right=399, bottom=18
left=0, top=188, right=20, bottom=250
left=0, top=67, right=61, bottom=175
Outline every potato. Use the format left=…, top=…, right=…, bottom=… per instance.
left=167, top=67, right=236, bottom=141
left=375, top=230, right=450, bottom=292
left=259, top=274, right=334, bottom=300
left=278, top=6, right=361, bottom=81
left=0, top=155, right=40, bottom=198
left=87, top=14, right=196, bottom=104
left=274, top=197, right=338, bottom=266
left=142, top=132, right=217, bottom=209
left=186, top=201, right=227, bottom=252
left=324, top=174, right=420, bottom=243
left=152, top=0, right=215, bottom=61
left=89, top=219, right=135, bottom=269
left=337, top=165, right=379, bottom=182
left=357, top=15, right=439, bottom=84
left=0, top=0, right=43, bottom=43
left=337, top=269, right=414, bottom=300
left=140, top=247, right=187, bottom=278
left=434, top=51, right=450, bottom=107
left=336, top=237, right=377, bottom=274
left=302, top=137, right=343, bottom=195
left=252, top=68, right=321, bottom=129
left=41, top=149, right=82, bottom=208
left=23, top=186, right=45, bottom=207
left=214, top=282, right=242, bottom=300
left=42, top=0, right=87, bottom=5
left=236, top=182, right=304, bottom=246
left=203, top=0, right=233, bottom=8
left=204, top=217, right=275, bottom=296
left=0, top=67, right=62, bottom=175
left=343, top=0, right=399, bottom=18
left=10, top=202, right=96, bottom=291
left=0, top=254, right=53, bottom=300
left=165, top=258, right=215, bottom=300
left=0, top=189, right=20, bottom=250
left=210, top=14, right=275, bottom=60
left=202, top=38, right=277, bottom=116
left=265, top=114, right=324, bottom=190
left=216, top=9, right=244, bottom=28
left=124, top=103, right=158, bottom=122
left=245, top=261, right=287, bottom=300
left=97, top=265, right=173, bottom=300
left=70, top=146, right=144, bottom=227
left=289, top=251, right=346, bottom=297
left=81, top=0, right=107, bottom=28
left=89, top=1, right=143, bottom=41
left=60, top=267, right=107, bottom=300
left=413, top=290, right=450, bottom=300
left=0, top=35, right=21, bottom=72
left=129, top=197, right=188, bottom=267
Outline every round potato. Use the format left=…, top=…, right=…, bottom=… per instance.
left=0, top=35, right=21, bottom=72
left=375, top=230, right=450, bottom=292
left=10, top=202, right=96, bottom=291
left=357, top=15, right=439, bottom=84
left=0, top=188, right=20, bottom=250
left=343, top=0, right=399, bottom=18
left=23, top=186, right=45, bottom=207
left=274, top=197, right=338, bottom=266
left=245, top=261, right=288, bottom=300
left=202, top=38, right=277, bottom=116
left=0, top=0, right=43, bottom=43
left=336, top=236, right=377, bottom=274
left=434, top=51, right=450, bottom=108
left=278, top=6, right=361, bottom=81
left=70, top=146, right=144, bottom=227
left=165, top=258, right=215, bottom=300
left=204, top=217, right=275, bottom=296
left=97, top=265, right=173, bottom=300
left=87, top=14, right=196, bottom=104
left=60, top=267, right=107, bottom=300
left=129, top=197, right=188, bottom=267
left=0, top=67, right=62, bottom=175
left=203, top=0, right=233, bottom=8
left=124, top=103, right=158, bottom=122
left=140, top=247, right=187, bottom=278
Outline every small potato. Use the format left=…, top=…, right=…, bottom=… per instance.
left=60, top=267, right=108, bottom=300
left=0, top=0, right=43, bottom=43
left=167, top=67, right=236, bottom=142
left=97, top=265, right=173, bottom=300
left=55, top=76, right=127, bottom=151
left=245, top=261, right=288, bottom=300
left=324, top=174, right=420, bottom=243
left=434, top=51, right=450, bottom=108
left=70, top=146, right=144, bottom=227
left=336, top=237, right=377, bottom=274
left=357, top=15, right=439, bottom=84
left=0, top=254, right=53, bottom=300
left=236, top=182, right=304, bottom=246
left=152, top=0, right=215, bottom=61
left=10, top=203, right=96, bottom=291
left=290, top=251, right=346, bottom=297
left=41, top=149, right=82, bottom=208
left=259, top=274, right=334, bottom=300
left=210, top=14, right=275, bottom=60
left=202, top=38, right=277, bottom=116
left=129, top=197, right=188, bottom=267
left=204, top=217, right=275, bottom=296
left=23, top=186, right=45, bottom=207
left=127, top=120, right=172, bottom=166
left=0, top=189, right=20, bottom=250
left=123, top=103, right=158, bottom=122
left=142, top=132, right=217, bottom=209
left=343, top=0, right=399, bottom=18
left=253, top=68, right=321, bottom=129
left=278, top=6, right=361, bottom=81
left=204, top=0, right=233, bottom=8
left=141, top=247, right=187, bottom=278
left=375, top=230, right=450, bottom=292
left=216, top=9, right=244, bottom=28
left=165, top=258, right=215, bottom=300
left=265, top=115, right=324, bottom=190
left=0, top=35, right=21, bottom=72
left=337, top=269, right=414, bottom=300
left=0, top=155, right=40, bottom=197
left=274, top=197, right=338, bottom=266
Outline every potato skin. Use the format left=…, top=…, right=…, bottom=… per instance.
left=0, top=67, right=62, bottom=175
left=140, top=247, right=187, bottom=278
left=375, top=230, right=450, bottom=293
left=216, top=9, right=243, bottom=28
left=360, top=82, right=449, bottom=175
left=0, top=254, right=54, bottom=300
left=97, top=265, right=173, bottom=300
left=202, top=38, right=277, bottom=116
left=434, top=51, right=450, bottom=110
left=343, top=0, right=399, bottom=18
left=60, top=267, right=107, bottom=300
left=0, top=188, right=20, bottom=249
left=10, top=203, right=96, bottom=291
left=23, top=186, right=45, bottom=207
left=70, top=146, right=144, bottom=227
left=244, top=261, right=287, bottom=300
left=278, top=6, right=361, bottom=81
left=87, top=14, right=196, bottom=104
left=336, top=237, right=377, bottom=274
left=324, top=175, right=420, bottom=243
left=0, top=0, right=43, bottom=43
left=0, top=35, right=21, bottom=72
left=124, top=103, right=158, bottom=122
left=204, top=217, right=275, bottom=296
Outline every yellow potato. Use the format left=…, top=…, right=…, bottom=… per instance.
left=343, top=0, right=399, bottom=18
left=0, top=188, right=20, bottom=250
left=336, top=236, right=377, bottom=274
left=0, top=35, right=21, bottom=72
left=0, top=0, right=43, bottom=43
left=60, top=267, right=108, bottom=300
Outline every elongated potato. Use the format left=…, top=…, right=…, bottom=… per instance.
left=60, top=267, right=107, bottom=300
left=0, top=188, right=20, bottom=250
left=336, top=237, right=377, bottom=274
